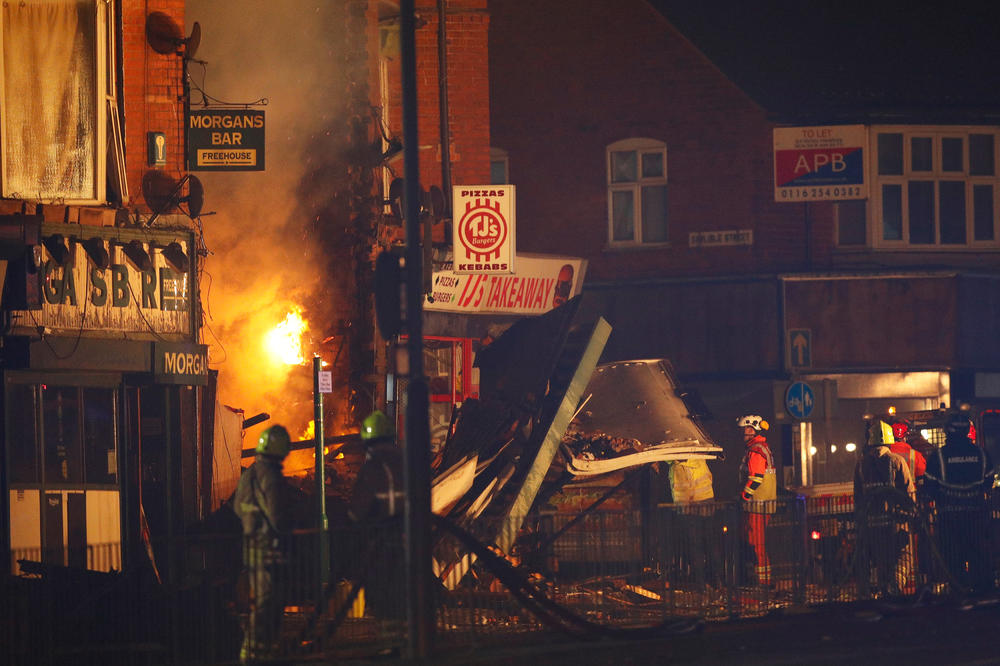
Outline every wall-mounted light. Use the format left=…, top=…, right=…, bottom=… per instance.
left=160, top=241, right=189, bottom=272
left=42, top=234, right=70, bottom=265
left=122, top=239, right=152, bottom=271
left=81, top=237, right=110, bottom=270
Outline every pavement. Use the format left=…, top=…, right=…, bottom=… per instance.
left=322, top=594, right=1000, bottom=666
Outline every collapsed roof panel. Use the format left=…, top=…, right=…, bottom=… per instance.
left=572, top=359, right=717, bottom=448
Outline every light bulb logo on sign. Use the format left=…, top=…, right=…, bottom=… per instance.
left=452, top=185, right=516, bottom=275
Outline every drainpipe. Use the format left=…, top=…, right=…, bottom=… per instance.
left=437, top=0, right=452, bottom=201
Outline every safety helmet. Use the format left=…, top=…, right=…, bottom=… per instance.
left=891, top=421, right=910, bottom=441
left=871, top=420, right=895, bottom=446
left=256, top=425, right=291, bottom=459
left=945, top=412, right=974, bottom=438
left=361, top=410, right=393, bottom=442
left=737, top=414, right=769, bottom=431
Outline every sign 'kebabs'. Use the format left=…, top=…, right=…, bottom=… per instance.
left=452, top=186, right=515, bottom=274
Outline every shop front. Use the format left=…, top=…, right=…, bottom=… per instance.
left=1, top=224, right=210, bottom=580
left=391, top=253, right=587, bottom=454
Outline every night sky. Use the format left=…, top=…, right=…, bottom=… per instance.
left=651, top=1, right=1000, bottom=111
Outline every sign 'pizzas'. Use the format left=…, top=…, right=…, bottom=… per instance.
left=452, top=186, right=515, bottom=274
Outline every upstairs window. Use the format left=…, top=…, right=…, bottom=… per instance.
left=872, top=127, right=999, bottom=248
left=607, top=138, right=668, bottom=246
left=490, top=147, right=509, bottom=185
left=1, top=0, right=113, bottom=204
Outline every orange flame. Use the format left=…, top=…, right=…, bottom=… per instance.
left=265, top=308, right=308, bottom=366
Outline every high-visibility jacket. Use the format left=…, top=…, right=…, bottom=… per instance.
left=854, top=445, right=916, bottom=524
left=924, top=435, right=993, bottom=506
left=349, top=441, right=405, bottom=523
left=889, top=441, right=926, bottom=480
left=234, top=455, right=289, bottom=566
left=740, top=436, right=776, bottom=511
left=668, top=459, right=714, bottom=502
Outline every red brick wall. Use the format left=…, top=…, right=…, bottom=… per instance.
left=383, top=0, right=490, bottom=192
left=488, top=0, right=837, bottom=281
left=122, top=0, right=187, bottom=211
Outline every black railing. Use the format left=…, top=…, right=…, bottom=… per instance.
left=4, top=494, right=999, bottom=664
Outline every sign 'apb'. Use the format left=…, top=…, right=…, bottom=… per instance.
left=452, top=185, right=515, bottom=275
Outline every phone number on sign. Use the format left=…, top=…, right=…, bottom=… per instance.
left=779, top=186, right=863, bottom=200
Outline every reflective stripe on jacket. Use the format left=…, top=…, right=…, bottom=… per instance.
left=740, top=437, right=776, bottom=512
left=669, top=459, right=714, bottom=503
left=234, top=456, right=288, bottom=563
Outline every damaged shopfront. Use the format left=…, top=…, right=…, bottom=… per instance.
left=1, top=221, right=212, bottom=581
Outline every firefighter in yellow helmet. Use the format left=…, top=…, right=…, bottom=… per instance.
left=854, top=418, right=916, bottom=597
left=234, top=424, right=292, bottom=663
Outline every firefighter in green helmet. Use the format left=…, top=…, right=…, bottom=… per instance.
left=350, top=410, right=402, bottom=522
left=234, top=424, right=292, bottom=663
left=349, top=410, right=405, bottom=620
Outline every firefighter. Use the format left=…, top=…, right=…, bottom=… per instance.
left=664, top=458, right=718, bottom=587
left=924, top=411, right=994, bottom=594
left=348, top=410, right=405, bottom=619
left=889, top=420, right=927, bottom=482
left=854, top=420, right=916, bottom=597
left=737, top=414, right=776, bottom=587
left=234, top=424, right=292, bottom=663
left=349, top=410, right=404, bottom=523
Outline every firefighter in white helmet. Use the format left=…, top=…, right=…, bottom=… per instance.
left=737, top=414, right=776, bottom=587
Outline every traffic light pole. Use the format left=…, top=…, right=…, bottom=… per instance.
left=400, top=0, right=434, bottom=658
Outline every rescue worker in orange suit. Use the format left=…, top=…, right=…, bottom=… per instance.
left=234, top=425, right=292, bottom=663
left=924, top=412, right=994, bottom=594
left=889, top=420, right=926, bottom=483
left=737, top=414, right=777, bottom=587
left=854, top=420, right=916, bottom=597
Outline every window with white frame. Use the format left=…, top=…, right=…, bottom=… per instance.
left=607, top=138, right=668, bottom=246
left=1, top=0, right=114, bottom=204
left=871, top=126, right=999, bottom=248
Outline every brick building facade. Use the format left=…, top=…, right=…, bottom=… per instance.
left=0, top=0, right=208, bottom=578
left=489, top=0, right=1000, bottom=495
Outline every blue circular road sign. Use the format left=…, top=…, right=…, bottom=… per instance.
left=785, top=381, right=815, bottom=419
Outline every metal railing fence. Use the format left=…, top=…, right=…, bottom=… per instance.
left=4, top=493, right=999, bottom=664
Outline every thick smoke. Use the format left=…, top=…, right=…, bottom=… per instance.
left=186, top=2, right=353, bottom=451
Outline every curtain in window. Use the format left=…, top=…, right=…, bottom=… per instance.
left=3, top=0, right=96, bottom=200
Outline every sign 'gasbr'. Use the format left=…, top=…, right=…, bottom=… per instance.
left=452, top=185, right=515, bottom=275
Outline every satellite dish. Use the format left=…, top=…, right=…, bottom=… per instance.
left=142, top=170, right=178, bottom=213
left=146, top=12, right=201, bottom=58
left=428, top=185, right=445, bottom=217
left=182, top=176, right=205, bottom=218
left=141, top=171, right=205, bottom=220
left=387, top=178, right=405, bottom=218
left=186, top=22, right=201, bottom=61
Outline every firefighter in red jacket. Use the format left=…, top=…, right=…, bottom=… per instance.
left=889, top=420, right=927, bottom=482
left=738, top=414, right=777, bottom=587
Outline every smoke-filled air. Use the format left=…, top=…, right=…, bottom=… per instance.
left=186, top=1, right=353, bottom=460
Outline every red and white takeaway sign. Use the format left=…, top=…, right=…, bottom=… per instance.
left=452, top=185, right=515, bottom=275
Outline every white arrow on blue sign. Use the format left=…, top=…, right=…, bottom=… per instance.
left=785, top=381, right=814, bottom=419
